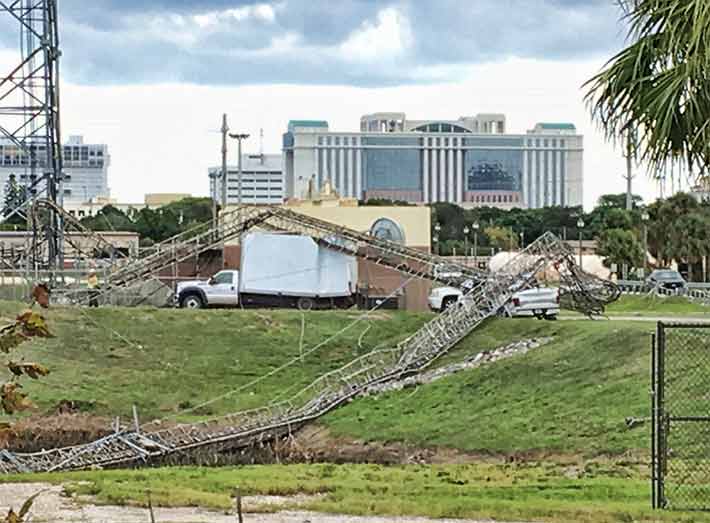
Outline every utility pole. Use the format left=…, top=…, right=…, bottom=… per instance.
left=625, top=128, right=636, bottom=211
left=622, top=128, right=637, bottom=280
left=221, top=114, right=229, bottom=210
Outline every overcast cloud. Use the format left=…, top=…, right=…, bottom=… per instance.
left=1, top=0, right=624, bottom=86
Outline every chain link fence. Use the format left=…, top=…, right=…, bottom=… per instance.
left=653, top=323, right=710, bottom=510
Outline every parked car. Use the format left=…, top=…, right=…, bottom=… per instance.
left=646, top=269, right=686, bottom=290
left=428, top=285, right=560, bottom=320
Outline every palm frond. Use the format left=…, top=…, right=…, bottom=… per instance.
left=585, top=0, right=710, bottom=181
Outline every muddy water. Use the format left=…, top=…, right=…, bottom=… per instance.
left=0, top=483, right=521, bottom=523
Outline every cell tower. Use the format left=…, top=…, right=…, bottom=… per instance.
left=0, top=0, right=64, bottom=271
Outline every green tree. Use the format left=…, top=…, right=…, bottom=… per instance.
left=80, top=205, right=135, bottom=232
left=648, top=193, right=699, bottom=265
left=585, top=0, right=710, bottom=179
left=484, top=226, right=518, bottom=251
left=668, top=212, right=710, bottom=281
left=596, top=193, right=644, bottom=210
left=601, top=208, right=633, bottom=230
left=597, top=229, right=644, bottom=275
left=2, top=174, right=19, bottom=217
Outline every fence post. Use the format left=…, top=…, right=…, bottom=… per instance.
left=147, top=489, right=156, bottom=523
left=234, top=488, right=244, bottom=523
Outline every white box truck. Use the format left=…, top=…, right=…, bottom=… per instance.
left=175, top=232, right=358, bottom=310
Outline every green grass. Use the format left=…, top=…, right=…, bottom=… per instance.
left=0, top=302, right=430, bottom=422
left=3, top=302, right=709, bottom=521
left=0, top=301, right=666, bottom=456
left=325, top=319, right=655, bottom=455
left=3, top=463, right=709, bottom=523
left=605, top=295, right=710, bottom=316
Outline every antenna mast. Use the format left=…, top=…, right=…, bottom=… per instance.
left=0, top=0, right=64, bottom=273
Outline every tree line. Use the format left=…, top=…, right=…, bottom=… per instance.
left=430, top=192, right=710, bottom=281
left=78, top=197, right=214, bottom=246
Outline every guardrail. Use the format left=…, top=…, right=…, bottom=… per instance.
left=617, top=280, right=710, bottom=304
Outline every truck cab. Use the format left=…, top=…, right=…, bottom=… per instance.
left=176, top=270, right=239, bottom=309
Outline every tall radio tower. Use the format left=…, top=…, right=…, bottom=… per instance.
left=0, top=0, right=65, bottom=271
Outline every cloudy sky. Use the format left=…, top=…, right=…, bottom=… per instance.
left=1, top=0, right=679, bottom=208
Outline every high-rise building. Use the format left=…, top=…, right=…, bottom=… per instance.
left=209, top=154, right=283, bottom=206
left=0, top=135, right=110, bottom=205
left=283, top=114, right=583, bottom=209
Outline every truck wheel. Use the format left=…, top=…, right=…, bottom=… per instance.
left=180, top=294, right=204, bottom=309
left=297, top=297, right=314, bottom=311
left=441, top=296, right=458, bottom=312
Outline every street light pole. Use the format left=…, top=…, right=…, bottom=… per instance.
left=221, top=114, right=229, bottom=210
left=641, top=210, right=650, bottom=278
left=463, top=226, right=470, bottom=263
left=209, top=171, right=218, bottom=232
left=434, top=223, right=442, bottom=256
left=577, top=217, right=585, bottom=269
left=473, top=221, right=480, bottom=269
left=229, top=133, right=250, bottom=205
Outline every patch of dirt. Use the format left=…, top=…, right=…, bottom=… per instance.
left=1, top=414, right=111, bottom=453
left=286, top=425, right=487, bottom=465
left=0, top=483, right=519, bottom=523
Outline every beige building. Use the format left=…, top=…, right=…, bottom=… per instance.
left=144, top=193, right=191, bottom=207
left=283, top=181, right=431, bottom=251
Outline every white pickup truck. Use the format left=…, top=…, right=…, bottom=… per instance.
left=428, top=285, right=560, bottom=320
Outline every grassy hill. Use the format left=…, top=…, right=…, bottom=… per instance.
left=2, top=299, right=708, bottom=523
left=0, top=302, right=430, bottom=423
left=0, top=298, right=694, bottom=455
left=326, top=319, right=655, bottom=456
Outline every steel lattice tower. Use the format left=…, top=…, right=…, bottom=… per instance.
left=0, top=0, right=64, bottom=271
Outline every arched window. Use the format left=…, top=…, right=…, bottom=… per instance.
left=370, top=218, right=406, bottom=245
left=411, top=122, right=473, bottom=133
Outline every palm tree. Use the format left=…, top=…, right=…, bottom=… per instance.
left=585, top=0, right=710, bottom=180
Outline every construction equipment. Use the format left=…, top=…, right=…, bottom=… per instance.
left=0, top=210, right=619, bottom=474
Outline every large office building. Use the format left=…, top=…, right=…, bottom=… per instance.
left=209, top=154, right=283, bottom=206
left=283, top=114, right=583, bottom=209
left=0, top=135, right=110, bottom=205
